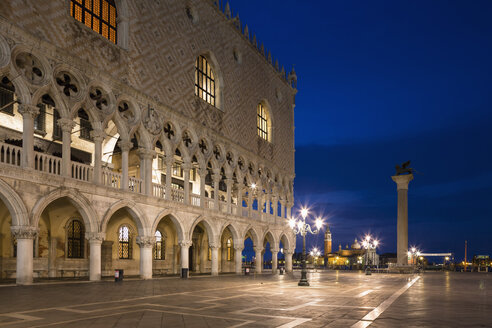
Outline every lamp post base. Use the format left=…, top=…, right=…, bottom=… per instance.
left=298, top=279, right=310, bottom=286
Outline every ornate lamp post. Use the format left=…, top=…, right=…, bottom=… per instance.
left=407, top=247, right=420, bottom=271
left=289, top=208, right=323, bottom=286
left=362, top=235, right=378, bottom=275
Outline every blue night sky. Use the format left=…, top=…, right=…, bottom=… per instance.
left=229, top=0, right=492, bottom=261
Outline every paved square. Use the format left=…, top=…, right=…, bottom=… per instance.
left=0, top=271, right=490, bottom=327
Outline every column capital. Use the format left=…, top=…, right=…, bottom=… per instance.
left=391, top=174, right=414, bottom=190
left=209, top=242, right=220, bottom=250
left=85, top=232, right=105, bottom=243
left=254, top=246, right=264, bottom=253
left=137, top=148, right=156, bottom=160
left=118, top=140, right=133, bottom=152
left=182, top=161, right=193, bottom=171
left=212, top=173, right=221, bottom=182
left=234, top=245, right=244, bottom=251
left=57, top=118, right=76, bottom=132
left=198, top=167, right=208, bottom=176
left=136, top=236, right=155, bottom=248
left=271, top=247, right=280, bottom=254
left=90, top=129, right=106, bottom=142
left=11, top=226, right=38, bottom=239
left=225, top=178, right=234, bottom=186
left=18, top=104, right=39, bottom=118
left=179, top=240, right=193, bottom=248
left=284, top=249, right=295, bottom=255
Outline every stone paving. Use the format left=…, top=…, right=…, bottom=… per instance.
left=0, top=271, right=489, bottom=327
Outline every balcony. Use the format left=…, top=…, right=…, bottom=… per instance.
left=0, top=141, right=288, bottom=222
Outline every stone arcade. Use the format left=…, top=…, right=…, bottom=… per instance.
left=0, top=0, right=297, bottom=284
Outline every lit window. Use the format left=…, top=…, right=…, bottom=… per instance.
left=195, top=56, right=216, bottom=106
left=67, top=220, right=85, bottom=258
left=154, top=230, right=165, bottom=260
left=118, top=225, right=132, bottom=259
left=70, top=0, right=117, bottom=44
left=227, top=238, right=233, bottom=261
left=257, top=103, right=270, bottom=141
left=208, top=246, right=212, bottom=261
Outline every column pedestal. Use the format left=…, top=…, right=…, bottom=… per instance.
left=137, top=236, right=154, bottom=279
left=86, top=232, right=105, bottom=281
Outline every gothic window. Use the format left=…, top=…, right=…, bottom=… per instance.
left=154, top=230, right=165, bottom=260
left=78, top=108, right=93, bottom=141
left=70, top=0, right=117, bottom=44
left=67, top=219, right=85, bottom=258
left=257, top=103, right=270, bottom=141
left=195, top=56, right=216, bottom=106
left=0, top=77, right=15, bottom=115
left=118, top=225, right=132, bottom=259
left=34, top=104, right=46, bottom=134
left=53, top=109, right=62, bottom=140
left=227, top=238, right=233, bottom=261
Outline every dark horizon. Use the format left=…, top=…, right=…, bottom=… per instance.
left=229, top=0, right=492, bottom=261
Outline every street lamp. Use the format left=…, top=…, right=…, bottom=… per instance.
left=362, top=235, right=378, bottom=275
left=289, top=207, right=323, bottom=286
left=408, top=247, right=420, bottom=268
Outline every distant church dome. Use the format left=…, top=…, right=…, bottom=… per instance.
left=351, top=238, right=361, bottom=249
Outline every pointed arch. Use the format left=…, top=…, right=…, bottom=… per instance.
left=242, top=225, right=260, bottom=247
left=262, top=230, right=277, bottom=248
left=219, top=222, right=241, bottom=246
left=30, top=188, right=97, bottom=232
left=189, top=216, right=217, bottom=245
left=0, top=179, right=28, bottom=226
left=100, top=199, right=148, bottom=235
left=151, top=210, right=186, bottom=242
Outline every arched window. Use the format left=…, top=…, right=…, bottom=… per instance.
left=154, top=230, right=165, bottom=260
left=78, top=108, right=93, bottom=141
left=227, top=238, right=233, bottom=261
left=118, top=225, right=132, bottom=259
left=67, top=219, right=85, bottom=258
left=257, top=103, right=271, bottom=142
left=195, top=55, right=216, bottom=106
left=70, top=0, right=117, bottom=44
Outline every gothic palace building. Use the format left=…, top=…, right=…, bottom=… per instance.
left=0, top=0, right=297, bottom=284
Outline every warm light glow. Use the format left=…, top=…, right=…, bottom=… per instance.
left=288, top=218, right=296, bottom=229
left=297, top=221, right=303, bottom=230
left=300, top=208, right=308, bottom=219
left=407, top=251, right=412, bottom=257
left=373, top=240, right=379, bottom=246
left=416, top=251, right=421, bottom=256
left=365, top=235, right=370, bottom=241
left=445, top=257, right=449, bottom=261
left=411, top=247, right=416, bottom=253
left=315, top=218, right=323, bottom=229
left=251, top=183, right=256, bottom=189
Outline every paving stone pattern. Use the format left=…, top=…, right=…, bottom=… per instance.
left=0, top=271, right=489, bottom=327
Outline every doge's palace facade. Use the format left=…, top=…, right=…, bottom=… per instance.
left=0, top=0, right=296, bottom=284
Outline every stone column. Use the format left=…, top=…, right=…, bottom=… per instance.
left=234, top=246, right=243, bottom=275
left=271, top=247, right=279, bottom=274
left=265, top=192, right=271, bottom=216
left=137, top=236, right=154, bottom=279
left=48, top=237, right=58, bottom=278
left=11, top=226, right=37, bottom=285
left=90, top=130, right=105, bottom=185
left=237, top=185, right=243, bottom=216
left=179, top=240, right=192, bottom=278
left=118, top=140, right=132, bottom=190
left=210, top=243, right=220, bottom=276
left=272, top=195, right=278, bottom=217
left=254, top=247, right=263, bottom=274
left=248, top=190, right=253, bottom=218
left=86, top=232, right=104, bottom=281
left=183, top=161, right=192, bottom=204
left=198, top=168, right=207, bottom=208
left=392, top=174, right=414, bottom=266
left=285, top=250, right=293, bottom=272
left=225, top=178, right=233, bottom=213
left=58, top=118, right=76, bottom=178
left=137, top=149, right=155, bottom=196
left=286, top=201, right=293, bottom=219
left=212, top=172, right=221, bottom=211
left=165, top=155, right=174, bottom=201
left=18, top=104, right=39, bottom=169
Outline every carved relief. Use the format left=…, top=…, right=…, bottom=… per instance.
left=142, top=105, right=162, bottom=135
left=14, top=52, right=45, bottom=85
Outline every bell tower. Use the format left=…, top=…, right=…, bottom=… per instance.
left=324, top=225, right=332, bottom=255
